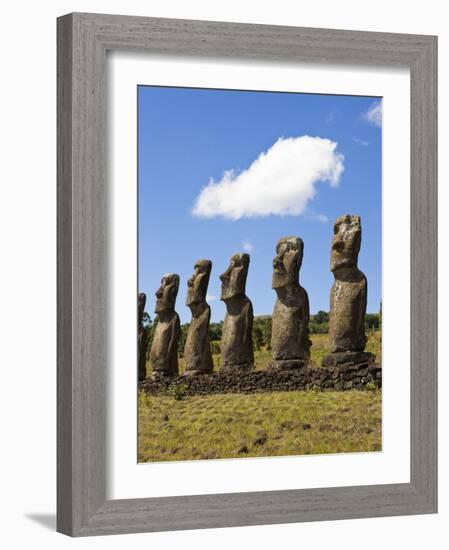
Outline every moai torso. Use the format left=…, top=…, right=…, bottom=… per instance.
left=150, top=313, right=180, bottom=376
left=138, top=292, right=148, bottom=381
left=184, top=305, right=213, bottom=374
left=184, top=260, right=214, bottom=375
left=271, top=237, right=310, bottom=366
left=219, top=253, right=254, bottom=372
left=271, top=286, right=310, bottom=361
left=221, top=298, right=254, bottom=370
left=328, top=215, right=368, bottom=354
left=150, top=274, right=181, bottom=378
left=328, top=271, right=367, bottom=352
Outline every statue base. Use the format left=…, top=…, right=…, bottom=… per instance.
left=152, top=370, right=178, bottom=380
left=219, top=363, right=254, bottom=375
left=322, top=351, right=375, bottom=369
left=267, top=359, right=307, bottom=372
left=181, top=369, right=213, bottom=377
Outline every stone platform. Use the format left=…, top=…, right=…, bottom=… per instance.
left=140, top=362, right=381, bottom=397
left=322, top=351, right=375, bottom=369
left=267, top=359, right=308, bottom=372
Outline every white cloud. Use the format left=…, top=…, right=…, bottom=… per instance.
left=304, top=211, right=329, bottom=223
left=242, top=240, right=254, bottom=253
left=326, top=111, right=337, bottom=124
left=363, top=101, right=382, bottom=127
left=353, top=137, right=369, bottom=146
left=192, top=136, right=344, bottom=220
left=206, top=293, right=217, bottom=302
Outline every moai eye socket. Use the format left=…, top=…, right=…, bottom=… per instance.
left=333, top=241, right=345, bottom=253
left=333, top=224, right=340, bottom=235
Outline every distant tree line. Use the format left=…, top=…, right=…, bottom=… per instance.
left=142, top=309, right=381, bottom=359
left=309, top=310, right=329, bottom=334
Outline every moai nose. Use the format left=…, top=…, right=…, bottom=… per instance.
left=220, top=269, right=230, bottom=283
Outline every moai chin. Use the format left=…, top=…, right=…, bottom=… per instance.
left=219, top=253, right=254, bottom=373
left=269, top=236, right=310, bottom=371
left=183, top=259, right=214, bottom=376
left=150, top=273, right=181, bottom=378
left=322, top=215, right=375, bottom=368
left=138, top=292, right=148, bottom=381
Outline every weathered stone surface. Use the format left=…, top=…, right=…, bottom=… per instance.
left=150, top=274, right=181, bottom=378
left=322, top=215, right=376, bottom=370
left=138, top=292, right=148, bottom=381
left=322, top=350, right=375, bottom=369
left=328, top=215, right=367, bottom=353
left=219, top=253, right=254, bottom=373
left=183, top=259, right=214, bottom=375
left=270, top=358, right=306, bottom=373
left=270, top=236, right=310, bottom=371
left=139, top=363, right=382, bottom=396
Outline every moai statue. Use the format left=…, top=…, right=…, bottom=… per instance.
left=150, top=274, right=181, bottom=378
left=219, top=253, right=254, bottom=373
left=183, top=259, right=214, bottom=375
left=138, top=292, right=148, bottom=381
left=270, top=236, right=310, bottom=370
left=322, top=215, right=375, bottom=368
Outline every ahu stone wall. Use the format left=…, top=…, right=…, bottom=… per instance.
left=139, top=362, right=382, bottom=397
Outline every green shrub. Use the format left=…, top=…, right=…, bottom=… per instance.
left=167, top=383, right=188, bottom=401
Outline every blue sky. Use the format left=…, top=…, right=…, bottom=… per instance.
left=138, top=86, right=382, bottom=323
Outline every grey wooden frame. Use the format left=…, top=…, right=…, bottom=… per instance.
left=57, top=12, right=437, bottom=537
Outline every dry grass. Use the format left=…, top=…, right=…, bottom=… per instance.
left=138, top=389, right=382, bottom=463
left=139, top=330, right=382, bottom=463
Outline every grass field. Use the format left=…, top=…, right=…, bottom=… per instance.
left=138, top=389, right=381, bottom=462
left=139, top=330, right=382, bottom=463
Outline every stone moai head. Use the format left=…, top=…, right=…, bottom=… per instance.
left=331, top=215, right=362, bottom=272
left=138, top=292, right=146, bottom=326
left=220, top=253, right=250, bottom=302
left=272, top=236, right=304, bottom=289
left=186, top=259, right=212, bottom=306
left=154, top=273, right=179, bottom=314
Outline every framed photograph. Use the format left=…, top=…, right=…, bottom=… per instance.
left=57, top=13, right=437, bottom=536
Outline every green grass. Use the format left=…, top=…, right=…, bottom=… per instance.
left=138, top=389, right=382, bottom=462
left=139, top=331, right=382, bottom=462
left=365, top=328, right=382, bottom=362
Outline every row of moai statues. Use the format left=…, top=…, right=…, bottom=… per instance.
left=138, top=214, right=375, bottom=380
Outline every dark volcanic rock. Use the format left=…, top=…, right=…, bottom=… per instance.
left=253, top=432, right=268, bottom=446
left=322, top=351, right=375, bottom=369
left=139, top=363, right=382, bottom=396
